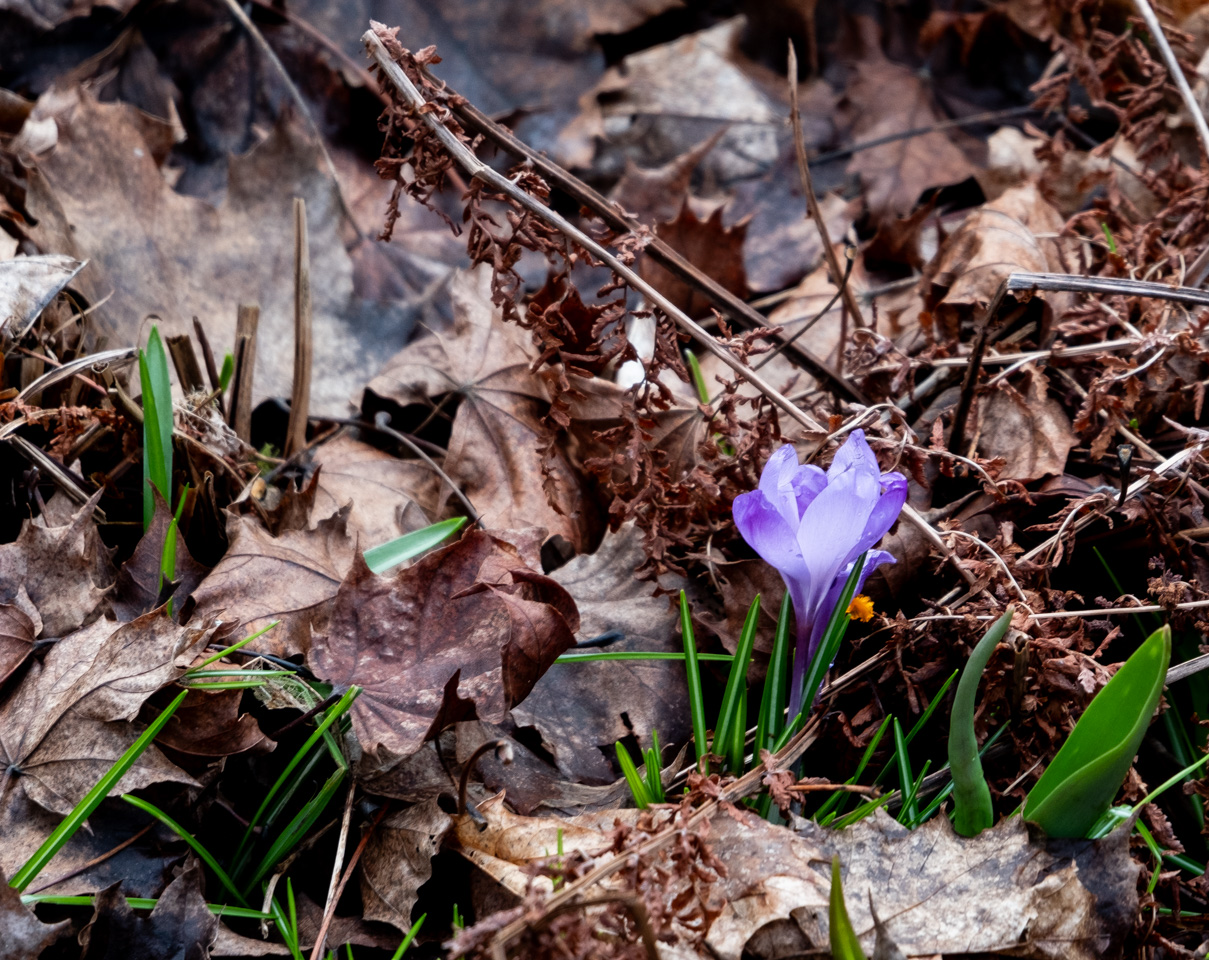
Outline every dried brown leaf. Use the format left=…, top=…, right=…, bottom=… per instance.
left=359, top=798, right=452, bottom=931
left=975, top=368, right=1077, bottom=481
left=308, top=530, right=579, bottom=765
left=0, top=866, right=70, bottom=959
left=640, top=201, right=748, bottom=319
left=0, top=604, right=36, bottom=688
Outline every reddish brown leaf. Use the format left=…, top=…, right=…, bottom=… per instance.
left=639, top=201, right=748, bottom=319
left=974, top=368, right=1078, bottom=482
left=111, top=489, right=210, bottom=622
left=156, top=686, right=271, bottom=759
left=308, top=530, right=578, bottom=765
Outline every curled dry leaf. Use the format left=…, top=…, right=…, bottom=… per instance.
left=156, top=685, right=271, bottom=758
left=0, top=491, right=113, bottom=638
left=974, top=367, right=1077, bottom=481
left=364, top=267, right=595, bottom=550
left=0, top=254, right=84, bottom=342
left=111, top=490, right=210, bottom=622
left=512, top=522, right=692, bottom=784
left=608, top=131, right=725, bottom=226
left=0, top=867, right=70, bottom=960
left=924, top=182, right=1077, bottom=337
left=308, top=529, right=579, bottom=767
left=188, top=502, right=356, bottom=659
left=0, top=610, right=215, bottom=815
left=358, top=798, right=452, bottom=931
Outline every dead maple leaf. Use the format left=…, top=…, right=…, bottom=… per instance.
left=974, top=367, right=1078, bottom=481
left=842, top=47, right=977, bottom=224
left=364, top=267, right=595, bottom=550
left=0, top=867, right=70, bottom=959
left=639, top=201, right=748, bottom=319
left=358, top=798, right=452, bottom=931
left=0, top=492, right=113, bottom=638
left=111, top=491, right=210, bottom=622
left=155, top=685, right=271, bottom=759
left=0, top=604, right=36, bottom=687
left=609, top=131, right=724, bottom=226
left=512, top=523, right=692, bottom=784
left=307, top=529, right=579, bottom=767
left=0, top=610, right=217, bottom=816
left=188, top=495, right=356, bottom=659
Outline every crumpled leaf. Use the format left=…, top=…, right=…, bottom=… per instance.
left=707, top=809, right=1136, bottom=960
left=364, top=267, right=595, bottom=550
left=512, top=522, right=692, bottom=784
left=308, top=529, right=579, bottom=766
left=640, top=201, right=748, bottom=319
left=0, top=492, right=114, bottom=638
left=0, top=253, right=84, bottom=342
left=156, top=686, right=271, bottom=759
left=924, top=182, right=1077, bottom=337
left=17, top=86, right=391, bottom=413
left=841, top=45, right=977, bottom=224
left=188, top=502, right=356, bottom=658
left=974, top=367, right=1077, bottom=481
left=358, top=798, right=452, bottom=930
left=609, top=132, right=724, bottom=226
left=78, top=862, right=218, bottom=960
left=0, top=866, right=70, bottom=960
left=0, top=611, right=213, bottom=815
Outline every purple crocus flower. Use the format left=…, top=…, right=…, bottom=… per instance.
left=733, top=430, right=907, bottom=717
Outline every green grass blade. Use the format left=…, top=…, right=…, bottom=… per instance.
left=245, top=767, right=346, bottom=890
left=900, top=760, right=932, bottom=828
left=1024, top=625, right=1171, bottom=838
left=219, top=352, right=234, bottom=392
left=364, top=517, right=468, bottom=574
left=187, top=620, right=281, bottom=673
left=121, top=795, right=247, bottom=906
left=950, top=607, right=1014, bottom=837
left=828, top=855, right=867, bottom=960
left=727, top=683, right=748, bottom=772
left=814, top=716, right=893, bottom=823
left=680, top=591, right=709, bottom=773
left=159, top=485, right=189, bottom=612
left=233, top=686, right=359, bottom=872
left=643, top=728, right=665, bottom=803
left=712, top=596, right=760, bottom=765
left=756, top=594, right=793, bottom=755
left=10, top=689, right=188, bottom=891
left=139, top=325, right=173, bottom=532
left=21, top=894, right=269, bottom=919
left=904, top=670, right=958, bottom=746
left=390, top=914, right=426, bottom=959
left=891, top=719, right=916, bottom=824
left=615, top=741, right=651, bottom=808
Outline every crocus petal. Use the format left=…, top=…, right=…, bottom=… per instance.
left=790, top=465, right=828, bottom=520
left=795, top=463, right=878, bottom=618
left=847, top=472, right=909, bottom=560
left=826, top=429, right=881, bottom=485
left=805, top=549, right=897, bottom=660
left=733, top=489, right=809, bottom=583
left=758, top=445, right=805, bottom=528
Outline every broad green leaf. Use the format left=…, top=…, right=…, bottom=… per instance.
left=363, top=517, right=468, bottom=573
left=829, top=854, right=867, bottom=960
left=1024, top=624, right=1171, bottom=839
left=950, top=607, right=1014, bottom=837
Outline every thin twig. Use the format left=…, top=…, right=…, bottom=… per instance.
left=787, top=41, right=864, bottom=329
left=26, top=823, right=155, bottom=895
left=1008, top=271, right=1209, bottom=308
left=308, top=802, right=390, bottom=960
left=1130, top=0, right=1209, bottom=161
left=372, top=412, right=480, bottom=523
left=364, top=31, right=838, bottom=427
left=285, top=199, right=313, bottom=458
left=948, top=280, right=1007, bottom=455
left=317, top=784, right=356, bottom=953
left=944, top=529, right=1031, bottom=610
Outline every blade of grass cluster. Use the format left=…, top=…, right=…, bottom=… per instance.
left=187, top=620, right=281, bottom=673
left=139, top=326, right=173, bottom=532
left=364, top=517, right=468, bottom=574
left=756, top=594, right=793, bottom=756
left=245, top=766, right=347, bottom=890
left=121, top=795, right=247, bottom=906
left=390, top=914, right=426, bottom=959
left=615, top=741, right=651, bottom=808
left=899, top=760, right=931, bottom=827
left=680, top=591, right=709, bottom=773
left=950, top=607, right=1014, bottom=837
left=10, top=689, right=188, bottom=891
left=159, top=487, right=189, bottom=614
left=271, top=885, right=304, bottom=960
left=643, top=729, right=664, bottom=803
left=727, top=684, right=748, bottom=772
left=891, top=720, right=916, bottom=824
left=828, top=855, right=867, bottom=960
left=1024, top=625, right=1171, bottom=838
left=712, top=596, right=760, bottom=765
left=815, top=716, right=893, bottom=825
left=21, top=894, right=269, bottom=919
left=232, top=686, right=359, bottom=873
left=796, top=553, right=867, bottom=718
